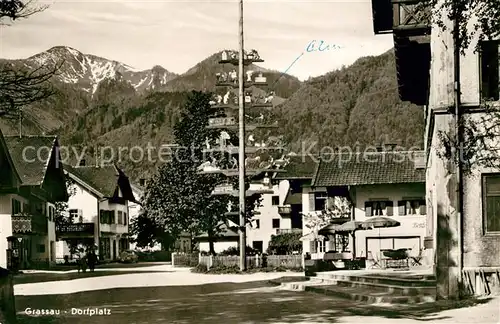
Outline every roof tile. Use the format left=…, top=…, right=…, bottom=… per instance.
left=313, top=151, right=425, bottom=187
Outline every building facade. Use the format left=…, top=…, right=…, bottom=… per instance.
left=0, top=134, right=68, bottom=269
left=300, top=151, right=427, bottom=262
left=56, top=163, right=136, bottom=261
left=370, top=0, right=500, bottom=297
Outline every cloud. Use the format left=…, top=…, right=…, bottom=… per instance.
left=0, top=0, right=393, bottom=79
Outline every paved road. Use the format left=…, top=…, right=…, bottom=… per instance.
left=14, top=266, right=500, bottom=324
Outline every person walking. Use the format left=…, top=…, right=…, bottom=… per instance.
left=87, top=250, right=97, bottom=272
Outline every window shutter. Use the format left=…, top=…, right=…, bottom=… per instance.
left=364, top=201, right=372, bottom=217
left=309, top=193, right=315, bottom=211
left=124, top=213, right=127, bottom=226
left=326, top=197, right=335, bottom=211
left=398, top=201, right=405, bottom=216
left=310, top=240, right=317, bottom=253
left=419, top=200, right=426, bottom=215
left=386, top=201, right=394, bottom=216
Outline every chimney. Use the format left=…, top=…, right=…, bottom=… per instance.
left=79, top=159, right=86, bottom=167
left=413, top=152, right=426, bottom=169
left=139, top=178, right=145, bottom=186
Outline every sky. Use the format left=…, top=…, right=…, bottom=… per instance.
left=0, top=0, right=394, bottom=81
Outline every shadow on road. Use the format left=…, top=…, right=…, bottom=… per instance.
left=15, top=280, right=495, bottom=324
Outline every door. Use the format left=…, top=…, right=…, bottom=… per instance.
left=366, top=237, right=393, bottom=260
left=50, top=241, right=56, bottom=262
left=113, top=240, right=117, bottom=260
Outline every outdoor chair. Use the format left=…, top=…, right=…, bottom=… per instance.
left=367, top=251, right=381, bottom=269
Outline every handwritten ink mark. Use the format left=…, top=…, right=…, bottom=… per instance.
left=271, top=52, right=304, bottom=90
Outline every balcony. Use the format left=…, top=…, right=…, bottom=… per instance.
left=56, top=222, right=95, bottom=236
left=278, top=206, right=292, bottom=216
left=12, top=213, right=48, bottom=235
left=100, top=223, right=128, bottom=234
left=275, top=228, right=303, bottom=235
left=372, top=0, right=430, bottom=35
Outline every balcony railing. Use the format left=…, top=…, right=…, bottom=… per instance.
left=278, top=206, right=292, bottom=215
left=12, top=213, right=48, bottom=235
left=56, top=222, right=95, bottom=235
left=392, top=0, right=431, bottom=31
left=275, top=228, right=303, bottom=235
left=372, top=0, right=430, bottom=35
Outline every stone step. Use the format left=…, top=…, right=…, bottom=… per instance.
left=315, top=273, right=436, bottom=288
left=305, top=284, right=437, bottom=304
left=329, top=279, right=436, bottom=296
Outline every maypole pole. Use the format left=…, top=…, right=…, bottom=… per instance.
left=238, top=0, right=246, bottom=271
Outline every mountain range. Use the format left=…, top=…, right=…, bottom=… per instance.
left=0, top=46, right=424, bottom=182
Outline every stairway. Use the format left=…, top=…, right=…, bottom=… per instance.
left=304, top=272, right=437, bottom=304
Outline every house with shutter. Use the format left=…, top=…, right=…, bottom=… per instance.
left=303, top=150, right=427, bottom=261
left=57, top=161, right=136, bottom=261
left=0, top=134, right=68, bottom=269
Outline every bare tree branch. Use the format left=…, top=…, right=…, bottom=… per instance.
left=0, top=0, right=48, bottom=25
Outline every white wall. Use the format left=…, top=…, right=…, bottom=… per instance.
left=352, top=183, right=426, bottom=260
left=246, top=181, right=293, bottom=252
left=0, top=195, right=15, bottom=268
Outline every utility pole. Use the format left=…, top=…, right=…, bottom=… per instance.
left=238, top=0, right=246, bottom=271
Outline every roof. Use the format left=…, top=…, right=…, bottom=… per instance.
left=0, top=130, right=21, bottom=188
left=4, top=135, right=58, bottom=186
left=312, top=151, right=425, bottom=187
left=64, top=163, right=136, bottom=201
left=274, top=155, right=319, bottom=180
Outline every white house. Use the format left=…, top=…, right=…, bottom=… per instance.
left=299, top=150, right=427, bottom=263
left=56, top=162, right=136, bottom=261
left=0, top=133, right=68, bottom=269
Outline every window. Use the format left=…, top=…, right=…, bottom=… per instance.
left=271, top=195, right=279, bottom=206
left=314, top=192, right=328, bottom=211
left=11, top=199, right=21, bottom=215
left=99, top=210, right=114, bottom=224
left=317, top=240, right=326, bottom=253
left=117, top=211, right=123, bottom=225
left=272, top=218, right=280, bottom=229
left=483, top=174, right=500, bottom=233
left=398, top=199, right=426, bottom=215
left=365, top=200, right=393, bottom=217
left=480, top=40, right=499, bottom=101
left=254, top=219, right=260, bottom=229
left=70, top=209, right=83, bottom=223
left=252, top=241, right=263, bottom=253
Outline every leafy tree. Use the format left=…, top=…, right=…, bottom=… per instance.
left=422, top=0, right=500, bottom=173
left=267, top=232, right=302, bottom=255
left=142, top=91, right=262, bottom=255
left=0, top=0, right=60, bottom=117
left=129, top=211, right=176, bottom=250
left=303, top=196, right=351, bottom=240
left=54, top=174, right=77, bottom=227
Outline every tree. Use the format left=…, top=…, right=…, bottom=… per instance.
left=303, top=196, right=351, bottom=240
left=418, top=0, right=500, bottom=174
left=267, top=232, right=302, bottom=255
left=129, top=211, right=175, bottom=250
left=426, top=0, right=500, bottom=53
left=53, top=174, right=77, bottom=227
left=142, top=91, right=262, bottom=255
left=0, top=0, right=60, bottom=117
